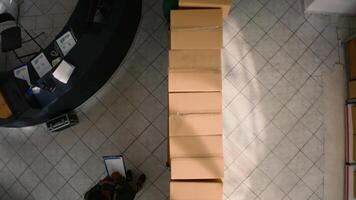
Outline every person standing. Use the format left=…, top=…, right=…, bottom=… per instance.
left=84, top=170, right=146, bottom=200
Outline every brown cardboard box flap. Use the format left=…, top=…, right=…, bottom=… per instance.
left=170, top=181, right=223, bottom=200
left=171, top=9, right=223, bottom=30
left=349, top=81, right=356, bottom=99
left=170, top=29, right=222, bottom=50
left=354, top=171, right=356, bottom=198
left=348, top=39, right=356, bottom=81
left=171, top=157, right=224, bottom=180
left=169, top=135, right=223, bottom=158
left=168, top=70, right=222, bottom=92
left=179, top=0, right=231, bottom=18
left=352, top=106, right=356, bottom=134
left=169, top=113, right=222, bottom=136
left=170, top=9, right=223, bottom=49
left=169, top=50, right=221, bottom=70
left=169, top=92, right=222, bottom=114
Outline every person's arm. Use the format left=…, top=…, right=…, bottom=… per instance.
left=111, top=172, right=126, bottom=185
left=99, top=176, right=114, bottom=184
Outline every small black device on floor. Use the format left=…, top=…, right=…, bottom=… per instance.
left=46, top=112, right=79, bottom=132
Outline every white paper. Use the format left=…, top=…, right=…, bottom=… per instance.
left=14, top=65, right=31, bottom=86
left=56, top=31, right=76, bottom=56
left=104, top=156, right=126, bottom=178
left=53, top=60, right=75, bottom=84
left=31, top=53, right=52, bottom=78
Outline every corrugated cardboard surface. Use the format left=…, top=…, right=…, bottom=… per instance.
left=348, top=39, right=356, bottom=81
left=352, top=106, right=356, bottom=131
left=169, top=50, right=221, bottom=69
left=179, top=0, right=231, bottom=18
left=171, top=157, right=224, bottom=180
left=170, top=29, right=222, bottom=50
left=170, top=9, right=223, bottom=49
left=168, top=70, right=222, bottom=92
left=349, top=81, right=356, bottom=99
left=171, top=9, right=222, bottom=29
left=354, top=137, right=356, bottom=162
left=169, top=135, right=223, bottom=158
left=169, top=114, right=222, bottom=136
left=353, top=107, right=356, bottom=162
left=354, top=171, right=356, bottom=198
left=170, top=181, right=223, bottom=200
left=169, top=92, right=222, bottom=114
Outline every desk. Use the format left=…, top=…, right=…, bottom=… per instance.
left=0, top=0, right=142, bottom=127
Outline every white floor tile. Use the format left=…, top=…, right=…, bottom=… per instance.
left=288, top=180, right=313, bottom=200
left=288, top=152, right=313, bottom=178
left=244, top=168, right=271, bottom=195
left=269, top=22, right=293, bottom=47
left=253, top=7, right=278, bottom=32
left=230, top=183, right=257, bottom=200
left=259, top=182, right=285, bottom=200
left=273, top=137, right=299, bottom=164
left=259, top=153, right=285, bottom=179
left=255, top=35, right=280, bottom=60
left=273, top=167, right=299, bottom=194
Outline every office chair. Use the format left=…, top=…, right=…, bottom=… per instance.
left=0, top=12, right=44, bottom=64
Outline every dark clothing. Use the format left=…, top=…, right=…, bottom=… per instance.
left=85, top=175, right=136, bottom=200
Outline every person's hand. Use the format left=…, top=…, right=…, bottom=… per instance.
left=111, top=171, right=122, bottom=182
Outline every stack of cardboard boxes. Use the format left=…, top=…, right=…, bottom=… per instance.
left=168, top=1, right=230, bottom=199
left=346, top=38, right=356, bottom=200
left=348, top=39, right=356, bottom=99
left=346, top=165, right=356, bottom=200
left=352, top=106, right=356, bottom=163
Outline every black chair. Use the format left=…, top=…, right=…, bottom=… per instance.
left=0, top=12, right=44, bottom=63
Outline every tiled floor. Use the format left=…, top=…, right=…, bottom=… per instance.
left=0, top=0, right=355, bottom=199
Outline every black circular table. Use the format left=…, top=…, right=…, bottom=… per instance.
left=0, top=0, right=142, bottom=127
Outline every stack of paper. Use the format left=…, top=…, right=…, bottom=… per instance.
left=14, top=65, right=31, bottom=86
left=31, top=53, right=52, bottom=78
left=53, top=60, right=75, bottom=84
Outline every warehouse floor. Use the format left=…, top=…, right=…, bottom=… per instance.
left=0, top=0, right=355, bottom=199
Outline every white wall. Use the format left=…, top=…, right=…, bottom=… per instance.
left=305, top=0, right=356, bottom=15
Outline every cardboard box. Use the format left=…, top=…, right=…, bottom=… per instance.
left=169, top=50, right=221, bottom=70
left=350, top=81, right=356, bottom=99
left=171, top=157, right=224, bottom=180
left=353, top=106, right=356, bottom=133
left=348, top=39, right=356, bottom=81
left=179, top=0, right=231, bottom=18
left=169, top=113, right=222, bottom=137
left=0, top=92, right=12, bottom=119
left=354, top=137, right=356, bottom=163
left=170, top=9, right=223, bottom=50
left=346, top=165, right=356, bottom=200
left=169, top=92, right=222, bottom=114
left=168, top=70, right=222, bottom=92
left=169, top=135, right=223, bottom=158
left=354, top=171, right=356, bottom=198
left=170, top=181, right=223, bottom=200
left=347, top=104, right=356, bottom=163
